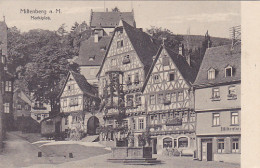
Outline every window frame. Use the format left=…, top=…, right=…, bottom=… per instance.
left=5, top=81, right=12, bottom=92
left=225, top=66, right=233, bottom=77
left=169, top=72, right=175, bottom=81
left=217, top=139, right=225, bottom=153
left=208, top=68, right=216, bottom=80
left=231, top=112, right=239, bottom=125
left=212, top=87, right=220, bottom=100
left=212, top=113, right=220, bottom=126
left=178, top=91, right=184, bottom=102
left=153, top=74, right=160, bottom=84
left=139, top=118, right=144, bottom=130
left=4, top=103, right=10, bottom=113
left=150, top=95, right=156, bottom=105
left=232, top=138, right=239, bottom=153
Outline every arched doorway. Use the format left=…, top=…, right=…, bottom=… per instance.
left=87, top=116, right=100, bottom=135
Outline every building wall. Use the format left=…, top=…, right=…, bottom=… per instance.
left=80, top=66, right=100, bottom=85
left=195, top=84, right=240, bottom=111
left=196, top=110, right=241, bottom=136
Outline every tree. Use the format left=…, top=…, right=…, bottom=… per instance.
left=112, top=7, right=120, bottom=12
left=146, top=26, right=183, bottom=50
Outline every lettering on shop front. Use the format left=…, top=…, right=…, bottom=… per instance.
left=221, top=127, right=241, bottom=131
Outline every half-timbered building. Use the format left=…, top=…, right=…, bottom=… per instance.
left=59, top=71, right=101, bottom=138
left=142, top=44, right=196, bottom=155
left=97, top=20, right=159, bottom=145
left=193, top=43, right=241, bottom=163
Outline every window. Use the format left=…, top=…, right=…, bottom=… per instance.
left=4, top=103, right=9, bottom=113
left=154, top=74, right=159, bottom=83
left=17, top=104, right=22, bottom=110
left=163, top=138, right=172, bottom=148
left=25, top=104, right=30, bottom=110
left=127, top=95, right=133, bottom=107
left=123, top=55, right=130, bottom=64
left=64, top=99, right=67, bottom=107
left=65, top=117, right=69, bottom=125
left=182, top=112, right=188, bottom=122
left=208, top=68, right=215, bottom=80
left=111, top=58, right=116, bottom=66
left=5, top=81, right=12, bottom=92
left=190, top=112, right=195, bottom=122
left=132, top=119, right=136, bottom=129
left=225, top=66, right=232, bottom=77
left=37, top=115, right=41, bottom=120
left=123, top=120, right=128, bottom=128
left=212, top=88, right=220, bottom=99
left=171, top=92, right=177, bottom=102
left=178, top=137, right=188, bottom=148
left=162, top=56, right=170, bottom=66
left=67, top=84, right=74, bottom=91
left=178, top=91, right=184, bottom=101
left=231, top=112, right=239, bottom=125
left=158, top=94, right=164, bottom=104
left=165, top=93, right=171, bottom=104
left=139, top=119, right=144, bottom=129
left=150, top=95, right=156, bottom=105
left=232, top=138, right=239, bottom=153
left=217, top=139, right=225, bottom=153
left=228, top=86, right=237, bottom=99
left=135, top=94, right=141, bottom=106
left=162, top=113, right=166, bottom=123
left=126, top=74, right=132, bottom=86
left=117, top=40, right=123, bottom=48
left=169, top=72, right=175, bottom=81
left=213, top=113, right=220, bottom=126
left=70, top=97, right=78, bottom=106
left=134, top=73, right=139, bottom=84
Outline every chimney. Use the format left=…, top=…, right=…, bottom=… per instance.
left=179, top=44, right=184, bottom=55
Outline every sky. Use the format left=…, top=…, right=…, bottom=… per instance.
left=0, top=1, right=241, bottom=38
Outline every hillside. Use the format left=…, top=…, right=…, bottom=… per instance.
left=182, top=35, right=231, bottom=51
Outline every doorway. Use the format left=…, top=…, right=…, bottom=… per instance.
left=87, top=116, right=100, bottom=135
left=152, top=138, right=157, bottom=154
left=202, top=139, right=213, bottom=161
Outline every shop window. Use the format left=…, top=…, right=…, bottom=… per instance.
left=231, top=112, right=239, bottom=125
left=150, top=95, right=156, bottom=105
left=154, top=74, right=160, bottom=83
left=217, top=139, right=225, bottom=153
left=163, top=138, right=172, bottom=148
left=178, top=137, right=188, bottom=148
left=232, top=138, right=239, bottom=153
left=212, top=88, right=220, bottom=100
left=169, top=72, right=175, bottom=81
left=213, top=113, right=220, bottom=126
left=139, top=119, right=144, bottom=130
left=5, top=81, right=12, bottom=92
left=4, top=103, right=10, bottom=113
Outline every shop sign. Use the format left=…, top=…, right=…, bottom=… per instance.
left=221, top=127, right=241, bottom=131
left=166, top=118, right=182, bottom=126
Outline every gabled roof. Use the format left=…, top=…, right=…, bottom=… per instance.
left=193, top=44, right=241, bottom=87
left=97, top=20, right=160, bottom=77
left=142, top=45, right=196, bottom=92
left=74, top=36, right=111, bottom=66
left=90, top=11, right=135, bottom=28
left=58, top=71, right=99, bottom=98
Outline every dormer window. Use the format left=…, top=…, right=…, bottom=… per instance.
left=208, top=68, right=216, bottom=80
left=225, top=65, right=233, bottom=77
